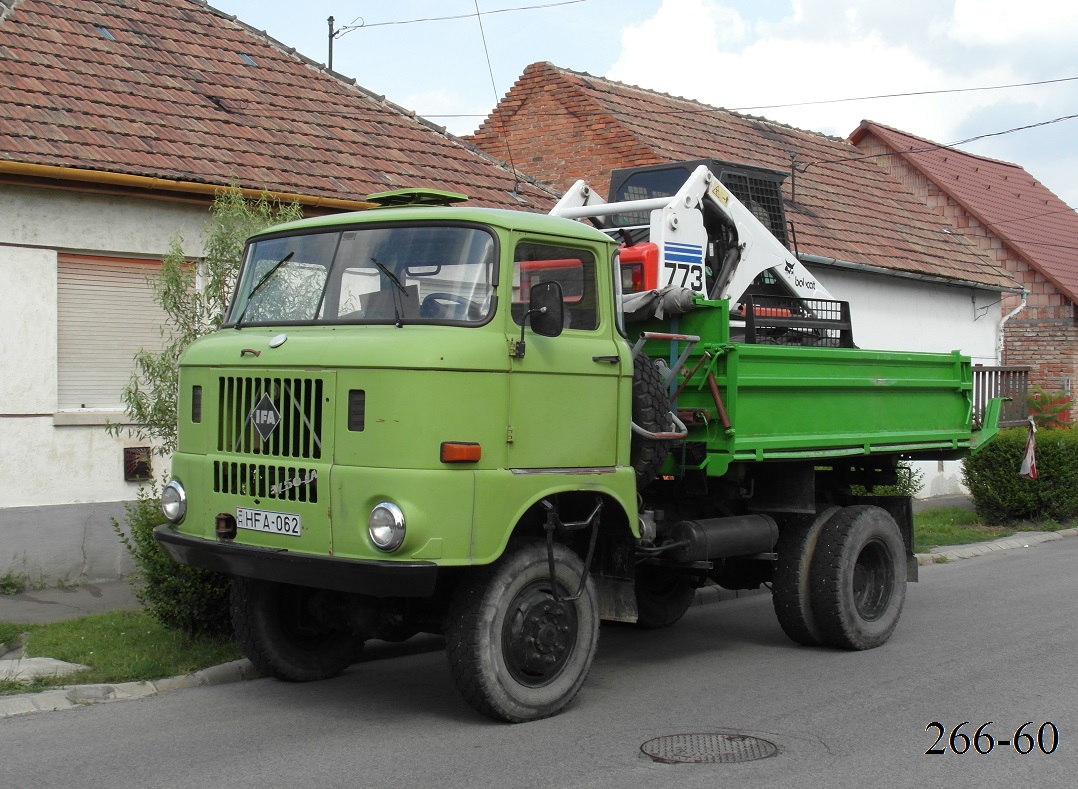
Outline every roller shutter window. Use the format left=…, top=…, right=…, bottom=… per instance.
left=57, top=255, right=169, bottom=410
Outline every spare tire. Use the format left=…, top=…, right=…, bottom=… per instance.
left=630, top=353, right=671, bottom=488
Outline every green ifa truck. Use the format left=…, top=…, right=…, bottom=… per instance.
left=155, top=162, right=1001, bottom=723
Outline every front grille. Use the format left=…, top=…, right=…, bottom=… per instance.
left=213, top=461, right=319, bottom=502
left=217, top=376, right=324, bottom=459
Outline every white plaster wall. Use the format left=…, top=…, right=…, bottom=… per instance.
left=0, top=418, right=157, bottom=507
left=0, top=186, right=213, bottom=580
left=806, top=265, right=999, bottom=498
left=808, top=265, right=999, bottom=362
left=0, top=246, right=56, bottom=413
left=0, top=184, right=208, bottom=257
left=0, top=187, right=208, bottom=510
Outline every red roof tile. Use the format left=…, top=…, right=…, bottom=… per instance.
left=469, top=63, right=1017, bottom=290
left=851, top=121, right=1078, bottom=302
left=0, top=0, right=554, bottom=210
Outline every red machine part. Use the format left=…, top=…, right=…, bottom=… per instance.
left=618, top=242, right=659, bottom=293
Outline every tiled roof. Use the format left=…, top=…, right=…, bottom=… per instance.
left=851, top=121, right=1078, bottom=302
left=0, top=0, right=554, bottom=210
left=470, top=63, right=1017, bottom=290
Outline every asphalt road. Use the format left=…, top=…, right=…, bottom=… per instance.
left=4, top=538, right=1076, bottom=789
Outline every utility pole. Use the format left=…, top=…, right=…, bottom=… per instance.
left=327, top=16, right=335, bottom=71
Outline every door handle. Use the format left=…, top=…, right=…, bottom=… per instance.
left=592, top=355, right=620, bottom=364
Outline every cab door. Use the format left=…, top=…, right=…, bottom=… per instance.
left=506, top=236, right=628, bottom=470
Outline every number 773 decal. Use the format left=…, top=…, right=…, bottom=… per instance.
left=662, top=242, right=705, bottom=294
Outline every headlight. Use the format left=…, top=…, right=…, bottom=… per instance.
left=161, top=480, right=187, bottom=524
left=368, top=502, right=405, bottom=552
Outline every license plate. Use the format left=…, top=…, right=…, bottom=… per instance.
left=236, top=507, right=302, bottom=537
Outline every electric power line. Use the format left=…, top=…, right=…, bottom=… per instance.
left=208, top=93, right=1078, bottom=177
left=334, top=0, right=590, bottom=38
left=795, top=111, right=1078, bottom=172
left=420, top=75, right=1078, bottom=120
left=471, top=0, right=521, bottom=190
left=727, top=75, right=1078, bottom=113
left=976, top=206, right=1078, bottom=226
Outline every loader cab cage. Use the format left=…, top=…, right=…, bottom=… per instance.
left=609, top=159, right=792, bottom=249
left=734, top=294, right=856, bottom=348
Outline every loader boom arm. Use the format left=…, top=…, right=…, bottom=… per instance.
left=550, top=164, right=833, bottom=303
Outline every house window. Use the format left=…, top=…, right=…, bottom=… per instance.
left=56, top=255, right=169, bottom=411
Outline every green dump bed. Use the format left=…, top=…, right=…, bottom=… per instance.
left=641, top=299, right=987, bottom=479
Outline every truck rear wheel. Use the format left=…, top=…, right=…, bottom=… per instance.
left=771, top=507, right=839, bottom=646
left=445, top=540, right=599, bottom=723
left=634, top=566, right=697, bottom=629
left=231, top=577, right=364, bottom=682
left=809, top=505, right=907, bottom=650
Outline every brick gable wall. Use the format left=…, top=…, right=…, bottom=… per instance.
left=856, top=132, right=1077, bottom=406
left=466, top=63, right=659, bottom=194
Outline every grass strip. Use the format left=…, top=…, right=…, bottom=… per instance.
left=0, top=621, right=21, bottom=649
left=909, top=505, right=1076, bottom=553
left=1, top=609, right=241, bottom=695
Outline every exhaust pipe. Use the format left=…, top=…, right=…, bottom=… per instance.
left=666, top=514, right=778, bottom=562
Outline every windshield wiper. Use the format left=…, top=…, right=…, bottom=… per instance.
left=234, top=251, right=294, bottom=330
left=371, top=256, right=409, bottom=328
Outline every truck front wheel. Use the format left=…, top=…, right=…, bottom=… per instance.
left=445, top=540, right=599, bottom=723
left=809, top=505, right=907, bottom=650
left=231, top=577, right=365, bottom=682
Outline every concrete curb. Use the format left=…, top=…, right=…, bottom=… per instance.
left=0, top=658, right=259, bottom=720
left=915, top=527, right=1078, bottom=566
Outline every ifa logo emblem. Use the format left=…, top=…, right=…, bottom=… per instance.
left=250, top=393, right=282, bottom=440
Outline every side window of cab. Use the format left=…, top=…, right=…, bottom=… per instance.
left=511, top=242, right=598, bottom=330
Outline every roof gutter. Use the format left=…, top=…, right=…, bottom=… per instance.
left=0, top=161, right=375, bottom=212
left=797, top=253, right=1025, bottom=294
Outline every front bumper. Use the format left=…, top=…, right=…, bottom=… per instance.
left=154, top=526, right=439, bottom=598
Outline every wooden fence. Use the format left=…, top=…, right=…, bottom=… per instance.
left=973, top=365, right=1029, bottom=428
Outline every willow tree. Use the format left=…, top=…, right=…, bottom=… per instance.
left=111, top=187, right=301, bottom=634
left=116, top=188, right=302, bottom=454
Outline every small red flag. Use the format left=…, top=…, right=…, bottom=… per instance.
left=1019, top=417, right=1037, bottom=480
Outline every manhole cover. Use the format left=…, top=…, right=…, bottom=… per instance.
left=640, top=733, right=779, bottom=764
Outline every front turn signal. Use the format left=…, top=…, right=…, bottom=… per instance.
left=440, top=441, right=481, bottom=463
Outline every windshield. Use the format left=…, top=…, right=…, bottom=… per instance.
left=227, top=224, right=497, bottom=326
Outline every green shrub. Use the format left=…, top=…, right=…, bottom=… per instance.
left=0, top=621, right=20, bottom=649
left=113, top=485, right=232, bottom=636
left=850, top=460, right=925, bottom=497
left=962, top=426, right=1078, bottom=524
left=0, top=572, right=27, bottom=596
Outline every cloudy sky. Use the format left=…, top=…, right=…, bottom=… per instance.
left=212, top=0, right=1078, bottom=206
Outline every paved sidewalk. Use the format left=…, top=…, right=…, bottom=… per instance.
left=0, top=579, right=140, bottom=625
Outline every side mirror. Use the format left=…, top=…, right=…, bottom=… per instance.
left=529, top=280, right=564, bottom=337
left=512, top=280, right=564, bottom=359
